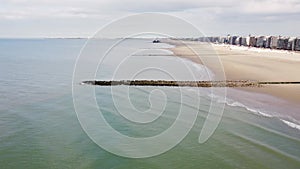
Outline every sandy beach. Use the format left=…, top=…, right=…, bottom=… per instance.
left=165, top=39, right=300, bottom=105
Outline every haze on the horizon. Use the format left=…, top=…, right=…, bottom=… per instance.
left=1, top=0, right=300, bottom=38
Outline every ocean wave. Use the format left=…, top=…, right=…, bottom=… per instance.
left=205, top=88, right=300, bottom=131
left=159, top=52, right=215, bottom=81
left=226, top=99, right=300, bottom=131
left=280, top=119, right=300, bottom=131
left=179, top=58, right=215, bottom=81
left=228, top=101, right=273, bottom=118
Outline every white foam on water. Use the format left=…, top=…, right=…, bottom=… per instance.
left=208, top=92, right=300, bottom=131
left=207, top=93, right=227, bottom=104
left=177, top=57, right=215, bottom=81
left=280, top=119, right=300, bottom=131
left=211, top=94, right=274, bottom=118
left=224, top=97, right=300, bottom=131
left=207, top=89, right=300, bottom=132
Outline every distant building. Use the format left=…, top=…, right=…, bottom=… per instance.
left=232, top=36, right=238, bottom=45
left=228, top=36, right=233, bottom=44
left=198, top=37, right=209, bottom=42
left=193, top=35, right=299, bottom=51
left=214, top=37, right=221, bottom=43
left=235, top=37, right=241, bottom=46
left=207, top=37, right=213, bottom=42
left=283, top=38, right=290, bottom=50
left=295, top=38, right=300, bottom=51
left=225, top=35, right=231, bottom=44
left=240, top=37, right=248, bottom=46
left=229, top=36, right=238, bottom=45
left=249, top=36, right=257, bottom=47
left=265, top=36, right=271, bottom=48
left=256, top=36, right=267, bottom=48
left=269, top=36, right=278, bottom=49
left=245, top=36, right=250, bottom=46
left=220, top=37, right=227, bottom=44
left=287, top=38, right=296, bottom=51
left=277, top=37, right=289, bottom=50
left=277, top=37, right=286, bottom=49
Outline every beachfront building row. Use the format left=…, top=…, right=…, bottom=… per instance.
left=196, top=35, right=300, bottom=51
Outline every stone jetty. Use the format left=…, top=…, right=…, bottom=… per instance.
left=81, top=80, right=300, bottom=88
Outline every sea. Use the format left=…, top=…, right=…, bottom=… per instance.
left=0, top=38, right=299, bottom=169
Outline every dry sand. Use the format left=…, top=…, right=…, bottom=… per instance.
left=164, top=39, right=300, bottom=104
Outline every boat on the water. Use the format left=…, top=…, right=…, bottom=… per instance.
left=153, top=39, right=160, bottom=43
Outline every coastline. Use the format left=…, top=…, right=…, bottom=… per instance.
left=163, top=39, right=300, bottom=121
left=164, top=39, right=300, bottom=103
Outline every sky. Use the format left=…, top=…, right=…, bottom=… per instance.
left=1, top=0, right=300, bottom=38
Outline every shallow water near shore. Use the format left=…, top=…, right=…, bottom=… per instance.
left=0, top=38, right=299, bottom=168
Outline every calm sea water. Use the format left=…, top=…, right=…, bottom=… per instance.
left=0, top=38, right=299, bottom=169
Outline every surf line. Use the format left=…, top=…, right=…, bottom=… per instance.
left=81, top=80, right=300, bottom=88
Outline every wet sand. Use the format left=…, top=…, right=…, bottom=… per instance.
left=164, top=39, right=300, bottom=105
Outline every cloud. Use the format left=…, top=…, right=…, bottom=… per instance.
left=0, top=0, right=299, bottom=37
left=1, top=0, right=299, bottom=20
left=240, top=0, right=300, bottom=14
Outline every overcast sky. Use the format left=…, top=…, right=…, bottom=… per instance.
left=1, top=0, right=300, bottom=38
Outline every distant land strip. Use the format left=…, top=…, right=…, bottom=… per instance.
left=132, top=54, right=246, bottom=56
left=81, top=80, right=300, bottom=88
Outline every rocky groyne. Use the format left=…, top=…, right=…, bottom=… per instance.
left=81, top=80, right=300, bottom=88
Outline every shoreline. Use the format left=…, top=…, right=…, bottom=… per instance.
left=163, top=39, right=300, bottom=121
